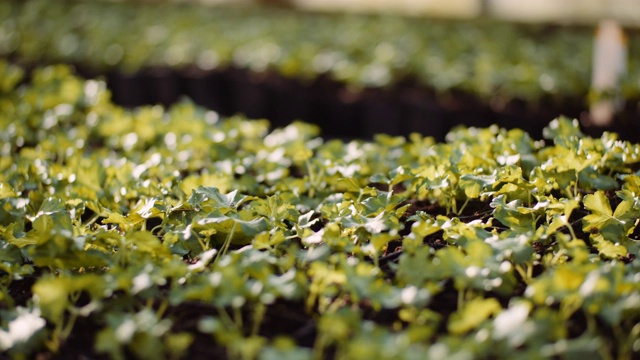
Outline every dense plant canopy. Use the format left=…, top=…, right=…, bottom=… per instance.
left=2, top=0, right=640, bottom=103
left=1, top=62, right=640, bottom=359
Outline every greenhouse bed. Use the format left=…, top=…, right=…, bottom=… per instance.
left=3, top=0, right=640, bottom=141
left=2, top=60, right=640, bottom=360
left=31, top=64, right=640, bottom=141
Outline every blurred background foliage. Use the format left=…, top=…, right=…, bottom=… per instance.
left=72, top=0, right=640, bottom=27
left=1, top=0, right=638, bottom=139
left=2, top=0, right=639, bottom=101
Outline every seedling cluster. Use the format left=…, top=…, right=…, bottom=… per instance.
left=1, top=62, right=640, bottom=359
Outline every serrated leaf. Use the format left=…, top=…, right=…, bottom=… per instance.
left=583, top=191, right=639, bottom=236
left=583, top=192, right=612, bottom=225
left=590, top=234, right=628, bottom=258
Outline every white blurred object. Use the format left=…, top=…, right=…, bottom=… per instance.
left=487, top=0, right=640, bottom=26
left=590, top=20, right=627, bottom=126
left=488, top=0, right=573, bottom=22
left=286, top=0, right=640, bottom=24
left=290, top=0, right=481, bottom=18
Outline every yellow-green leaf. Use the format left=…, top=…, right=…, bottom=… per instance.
left=448, top=297, right=501, bottom=335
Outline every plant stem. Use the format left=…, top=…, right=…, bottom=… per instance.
left=312, top=334, right=327, bottom=360
left=457, top=198, right=470, bottom=215
left=612, top=326, right=630, bottom=360
left=566, top=219, right=578, bottom=240
left=60, top=312, right=77, bottom=340
left=450, top=197, right=457, bottom=215
left=514, top=264, right=531, bottom=284
left=306, top=159, right=315, bottom=198
left=233, top=306, right=243, bottom=331
left=457, top=288, right=464, bottom=311
left=250, top=303, right=266, bottom=336
left=214, top=222, right=237, bottom=266
left=84, top=213, right=101, bottom=226
left=216, top=305, right=236, bottom=331
left=156, top=299, right=169, bottom=320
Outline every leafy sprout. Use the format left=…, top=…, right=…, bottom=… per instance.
left=1, top=61, right=640, bottom=359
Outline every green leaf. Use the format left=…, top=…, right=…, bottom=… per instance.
left=583, top=192, right=612, bottom=228
left=103, top=212, right=135, bottom=232
left=194, top=210, right=268, bottom=244
left=492, top=301, right=532, bottom=347
left=459, top=173, right=496, bottom=199
left=189, top=186, right=253, bottom=211
left=542, top=117, right=584, bottom=147
left=297, top=210, right=319, bottom=229
left=590, top=234, right=628, bottom=258
left=342, top=211, right=390, bottom=234
left=95, top=310, right=172, bottom=360
left=388, top=166, right=412, bottom=183
left=578, top=168, right=618, bottom=191
left=396, top=247, right=431, bottom=286
left=0, top=61, right=24, bottom=93
left=259, top=337, right=313, bottom=360
left=448, top=297, right=501, bottom=335
left=487, top=234, right=534, bottom=265
left=336, top=177, right=364, bottom=192
left=360, top=191, right=405, bottom=216
left=0, top=183, right=17, bottom=199
left=0, top=241, right=22, bottom=263
left=126, top=231, right=171, bottom=257
left=582, top=191, right=639, bottom=238
left=490, top=195, right=537, bottom=232
left=32, top=274, right=104, bottom=321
